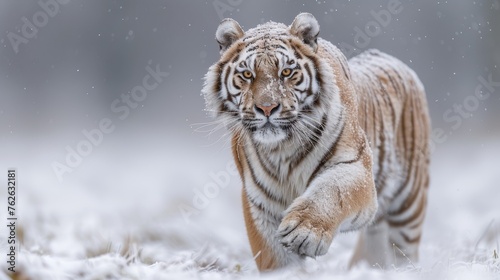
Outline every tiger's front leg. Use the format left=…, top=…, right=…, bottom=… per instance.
left=277, top=152, right=378, bottom=258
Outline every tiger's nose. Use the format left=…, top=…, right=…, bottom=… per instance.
left=255, top=102, right=280, bottom=117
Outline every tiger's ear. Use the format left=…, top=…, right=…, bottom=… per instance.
left=290, top=13, right=320, bottom=52
left=216, top=18, right=244, bottom=55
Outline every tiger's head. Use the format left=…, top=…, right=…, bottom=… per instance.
left=203, top=13, right=338, bottom=147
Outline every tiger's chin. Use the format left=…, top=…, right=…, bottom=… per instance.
left=251, top=126, right=288, bottom=145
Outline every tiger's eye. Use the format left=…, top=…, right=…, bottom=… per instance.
left=243, top=70, right=253, bottom=79
left=281, top=68, right=292, bottom=77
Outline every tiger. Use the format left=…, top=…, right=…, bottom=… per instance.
left=202, top=13, right=430, bottom=271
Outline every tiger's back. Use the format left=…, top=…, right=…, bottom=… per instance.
left=348, top=49, right=431, bottom=265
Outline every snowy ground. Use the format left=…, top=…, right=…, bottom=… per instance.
left=1, top=134, right=499, bottom=280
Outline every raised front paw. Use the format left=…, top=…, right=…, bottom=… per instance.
left=277, top=199, right=335, bottom=258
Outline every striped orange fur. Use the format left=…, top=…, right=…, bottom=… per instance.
left=203, top=13, right=430, bottom=271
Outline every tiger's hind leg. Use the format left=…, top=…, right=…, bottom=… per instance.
left=384, top=168, right=429, bottom=267
left=385, top=178, right=428, bottom=267
left=350, top=171, right=429, bottom=268
left=350, top=214, right=425, bottom=268
left=349, top=219, right=393, bottom=268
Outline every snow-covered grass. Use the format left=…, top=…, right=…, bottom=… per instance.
left=1, top=136, right=499, bottom=280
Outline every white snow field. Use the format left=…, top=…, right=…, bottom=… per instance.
left=1, top=134, right=499, bottom=280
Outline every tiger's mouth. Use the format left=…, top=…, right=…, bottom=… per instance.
left=243, top=119, right=279, bottom=132
left=261, top=122, right=275, bottom=129
left=242, top=117, right=296, bottom=144
left=240, top=102, right=300, bottom=144
left=243, top=117, right=294, bottom=131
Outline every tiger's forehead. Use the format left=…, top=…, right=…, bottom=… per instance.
left=242, top=21, right=290, bottom=50
left=244, top=21, right=289, bottom=38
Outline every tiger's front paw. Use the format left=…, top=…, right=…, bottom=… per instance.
left=277, top=199, right=335, bottom=258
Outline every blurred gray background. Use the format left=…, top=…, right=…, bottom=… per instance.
left=0, top=0, right=499, bottom=191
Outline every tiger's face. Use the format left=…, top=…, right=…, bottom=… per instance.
left=225, top=40, right=321, bottom=144
left=203, top=14, right=335, bottom=146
